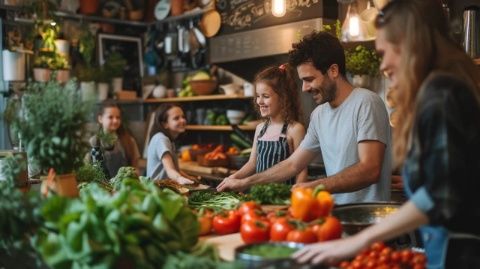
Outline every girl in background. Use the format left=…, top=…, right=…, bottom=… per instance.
left=222, top=64, right=307, bottom=186
left=146, top=103, right=194, bottom=184
left=89, top=100, right=140, bottom=177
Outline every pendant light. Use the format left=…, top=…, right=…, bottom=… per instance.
left=340, top=0, right=369, bottom=42
left=272, top=0, right=287, bottom=17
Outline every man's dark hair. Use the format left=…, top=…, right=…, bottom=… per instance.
left=288, top=31, right=346, bottom=76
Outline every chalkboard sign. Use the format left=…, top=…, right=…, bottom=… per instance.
left=215, top=0, right=337, bottom=35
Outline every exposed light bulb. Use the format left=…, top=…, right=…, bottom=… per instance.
left=272, top=0, right=286, bottom=17
left=341, top=1, right=370, bottom=42
left=349, top=15, right=360, bottom=37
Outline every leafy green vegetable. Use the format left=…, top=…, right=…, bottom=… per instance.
left=188, top=190, right=248, bottom=212
left=249, top=183, right=291, bottom=205
left=34, top=179, right=201, bottom=269
left=0, top=157, right=42, bottom=256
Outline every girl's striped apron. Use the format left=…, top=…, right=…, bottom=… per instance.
left=255, top=121, right=295, bottom=185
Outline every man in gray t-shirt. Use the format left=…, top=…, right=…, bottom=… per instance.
left=217, top=32, right=391, bottom=205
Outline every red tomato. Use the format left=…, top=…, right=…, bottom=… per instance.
left=314, top=216, right=342, bottom=241
left=212, top=210, right=241, bottom=235
left=286, top=227, right=317, bottom=244
left=241, top=209, right=267, bottom=224
left=339, top=261, right=350, bottom=269
left=267, top=210, right=288, bottom=223
left=390, top=251, right=401, bottom=263
left=238, top=201, right=261, bottom=215
left=270, top=218, right=295, bottom=241
left=371, top=241, right=386, bottom=252
left=412, top=253, right=427, bottom=266
left=240, top=219, right=270, bottom=244
left=400, top=249, right=414, bottom=264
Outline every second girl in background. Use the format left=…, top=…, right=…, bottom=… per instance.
left=146, top=103, right=196, bottom=184
left=89, top=100, right=141, bottom=177
left=219, top=64, right=308, bottom=187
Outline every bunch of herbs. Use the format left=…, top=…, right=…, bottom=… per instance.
left=249, top=183, right=291, bottom=205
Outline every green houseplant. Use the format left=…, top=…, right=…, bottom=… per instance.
left=345, top=45, right=380, bottom=88
left=104, top=52, right=127, bottom=93
left=345, top=45, right=380, bottom=76
left=10, top=80, right=92, bottom=196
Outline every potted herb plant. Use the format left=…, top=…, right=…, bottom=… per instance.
left=96, top=67, right=111, bottom=101
left=10, top=80, right=92, bottom=197
left=345, top=45, right=380, bottom=88
left=32, top=51, right=53, bottom=82
left=50, top=52, right=70, bottom=83
left=103, top=52, right=126, bottom=93
left=76, top=26, right=97, bottom=100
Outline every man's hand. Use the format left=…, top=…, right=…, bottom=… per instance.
left=216, top=177, right=249, bottom=192
left=292, top=181, right=318, bottom=189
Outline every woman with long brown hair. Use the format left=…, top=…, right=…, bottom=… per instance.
left=293, top=1, right=480, bottom=268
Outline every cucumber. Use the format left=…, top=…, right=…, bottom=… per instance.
left=230, top=133, right=252, bottom=149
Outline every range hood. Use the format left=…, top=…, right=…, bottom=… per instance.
left=209, top=18, right=332, bottom=63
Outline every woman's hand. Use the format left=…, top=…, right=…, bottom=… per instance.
left=293, top=234, right=368, bottom=265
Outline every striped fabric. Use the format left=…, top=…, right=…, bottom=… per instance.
left=255, top=121, right=295, bottom=185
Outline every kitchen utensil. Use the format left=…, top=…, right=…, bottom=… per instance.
left=463, top=6, right=480, bottom=58
left=155, top=0, right=170, bottom=20
left=200, top=9, right=221, bottom=37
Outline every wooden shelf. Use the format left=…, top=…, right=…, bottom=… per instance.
left=1, top=5, right=212, bottom=27
left=474, top=58, right=480, bottom=66
left=186, top=125, right=256, bottom=131
left=144, top=94, right=253, bottom=103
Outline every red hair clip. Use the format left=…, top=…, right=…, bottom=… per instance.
left=278, top=64, right=286, bottom=70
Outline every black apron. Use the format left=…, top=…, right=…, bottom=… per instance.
left=255, top=121, right=295, bottom=185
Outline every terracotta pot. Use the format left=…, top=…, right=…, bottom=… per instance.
left=33, top=68, right=52, bottom=82
left=55, top=173, right=79, bottom=197
left=56, top=69, right=70, bottom=83
left=41, top=173, right=79, bottom=198
left=79, top=0, right=99, bottom=15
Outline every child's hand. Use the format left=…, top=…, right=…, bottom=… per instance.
left=175, top=176, right=194, bottom=185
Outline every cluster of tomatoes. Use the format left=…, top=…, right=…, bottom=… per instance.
left=338, top=242, right=427, bottom=269
left=197, top=197, right=343, bottom=245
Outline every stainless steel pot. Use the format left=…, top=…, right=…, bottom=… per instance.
left=333, top=202, right=422, bottom=248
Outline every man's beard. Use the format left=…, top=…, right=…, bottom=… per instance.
left=314, top=79, right=336, bottom=105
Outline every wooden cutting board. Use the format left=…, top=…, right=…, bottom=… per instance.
left=200, top=233, right=243, bottom=261
left=179, top=161, right=230, bottom=175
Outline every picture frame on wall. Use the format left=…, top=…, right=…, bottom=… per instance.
left=98, top=33, right=144, bottom=81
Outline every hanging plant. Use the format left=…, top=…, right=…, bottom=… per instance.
left=345, top=45, right=381, bottom=76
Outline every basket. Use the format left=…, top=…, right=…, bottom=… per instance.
left=190, top=79, right=217, bottom=95
left=197, top=154, right=229, bottom=167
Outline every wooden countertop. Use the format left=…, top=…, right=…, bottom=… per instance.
left=201, top=233, right=243, bottom=261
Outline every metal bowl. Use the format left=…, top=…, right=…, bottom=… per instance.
left=235, top=242, right=325, bottom=269
left=332, top=202, right=400, bottom=235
